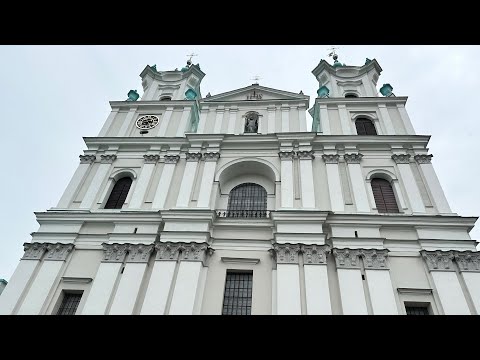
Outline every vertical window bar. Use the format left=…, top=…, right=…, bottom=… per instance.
left=222, top=272, right=253, bottom=315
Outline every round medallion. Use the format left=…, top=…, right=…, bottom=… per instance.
left=135, top=115, right=159, bottom=130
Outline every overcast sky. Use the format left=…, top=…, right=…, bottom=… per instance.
left=0, top=45, right=478, bottom=281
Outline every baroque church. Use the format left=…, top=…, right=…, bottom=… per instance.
left=1, top=54, right=479, bottom=315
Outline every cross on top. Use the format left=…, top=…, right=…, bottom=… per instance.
left=327, top=46, right=339, bottom=58
left=251, top=75, right=261, bottom=84
left=187, top=53, right=198, bottom=62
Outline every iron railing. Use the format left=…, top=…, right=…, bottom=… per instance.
left=216, top=210, right=271, bottom=219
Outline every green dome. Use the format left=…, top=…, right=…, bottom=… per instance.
left=181, top=66, right=189, bottom=72
left=333, top=60, right=344, bottom=68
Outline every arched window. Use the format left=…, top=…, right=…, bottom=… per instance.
left=227, top=183, right=267, bottom=218
left=356, top=118, right=377, bottom=135
left=160, top=96, right=172, bottom=101
left=345, top=93, right=358, bottom=98
left=104, top=177, right=132, bottom=209
left=371, top=178, right=399, bottom=213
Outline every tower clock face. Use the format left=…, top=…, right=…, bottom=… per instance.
left=135, top=115, right=159, bottom=130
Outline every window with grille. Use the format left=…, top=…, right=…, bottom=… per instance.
left=355, top=118, right=377, bottom=135
left=222, top=271, right=253, bottom=315
left=56, top=292, right=83, bottom=315
left=405, top=305, right=430, bottom=315
left=105, top=177, right=132, bottom=209
left=371, top=178, right=399, bottom=213
left=227, top=183, right=267, bottom=218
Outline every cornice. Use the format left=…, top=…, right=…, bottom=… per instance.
left=109, top=100, right=196, bottom=109
left=313, top=96, right=408, bottom=106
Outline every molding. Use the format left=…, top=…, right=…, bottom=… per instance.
left=302, top=244, right=330, bottom=265
left=332, top=248, right=362, bottom=269
left=362, top=249, right=389, bottom=270
left=278, top=151, right=295, bottom=160
left=143, top=154, right=160, bottom=164
left=297, top=150, right=315, bottom=160
left=179, top=242, right=213, bottom=263
left=79, top=155, right=96, bottom=164
left=101, top=243, right=128, bottom=263
left=454, top=251, right=480, bottom=272
left=344, top=153, right=363, bottom=164
left=62, top=277, right=93, bottom=283
left=126, top=244, right=154, bottom=263
left=421, top=250, right=455, bottom=272
left=271, top=243, right=302, bottom=264
left=100, top=154, right=117, bottom=163
left=186, top=152, right=202, bottom=162
left=221, top=257, right=260, bottom=264
left=44, top=243, right=74, bottom=261
left=164, top=155, right=180, bottom=164
left=391, top=154, right=411, bottom=164
left=155, top=242, right=181, bottom=261
left=414, top=154, right=433, bottom=164
left=22, top=242, right=47, bottom=260
left=203, top=152, right=220, bottom=162
left=322, top=154, right=340, bottom=164
left=397, top=288, right=433, bottom=295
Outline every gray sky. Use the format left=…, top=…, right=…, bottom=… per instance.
left=0, top=45, right=478, bottom=281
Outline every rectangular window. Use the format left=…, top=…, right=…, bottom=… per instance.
left=405, top=304, right=430, bottom=315
left=222, top=271, right=253, bottom=315
left=56, top=292, right=83, bottom=315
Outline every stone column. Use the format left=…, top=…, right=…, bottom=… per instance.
left=129, top=155, right=159, bottom=209
left=228, top=107, right=237, bottom=134
left=397, top=103, right=416, bottom=135
left=156, top=106, right=174, bottom=137
left=267, top=106, right=276, bottom=134
left=272, top=243, right=302, bottom=315
left=18, top=243, right=74, bottom=315
left=152, top=155, right=180, bottom=209
left=117, top=108, right=137, bottom=137
left=281, top=104, right=290, bottom=132
left=176, top=107, right=192, bottom=137
left=197, top=107, right=209, bottom=134
left=302, top=244, right=332, bottom=315
left=57, top=155, right=96, bottom=208
left=414, top=155, right=452, bottom=214
left=421, top=250, right=470, bottom=314
left=80, top=244, right=128, bottom=315
left=322, top=154, right=344, bottom=212
left=392, top=154, right=425, bottom=213
left=80, top=154, right=117, bottom=209
left=454, top=251, right=480, bottom=314
left=169, top=243, right=213, bottom=315
left=298, top=105, right=307, bottom=132
left=332, top=248, right=368, bottom=314
left=344, top=154, right=370, bottom=212
left=98, top=108, right=119, bottom=136
left=279, top=151, right=295, bottom=208
left=0, top=243, right=47, bottom=315
left=362, top=249, right=398, bottom=314
left=297, top=151, right=316, bottom=209
left=109, top=244, right=154, bottom=315
left=213, top=108, right=224, bottom=134
left=176, top=152, right=202, bottom=208
left=197, top=152, right=220, bottom=208
left=319, top=104, right=330, bottom=134
left=338, top=104, right=352, bottom=135
left=378, top=104, right=396, bottom=135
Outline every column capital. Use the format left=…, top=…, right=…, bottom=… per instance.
left=344, top=153, right=364, bottom=164
left=22, top=242, right=47, bottom=260
left=332, top=248, right=362, bottom=269
left=44, top=243, right=74, bottom=261
left=79, top=155, right=96, bottom=164
left=421, top=250, right=455, bottom=272
left=203, top=152, right=220, bottom=162
left=322, top=154, right=340, bottom=164
left=297, top=150, right=315, bottom=160
left=278, top=151, right=295, bottom=160
left=155, top=242, right=182, bottom=261
left=271, top=243, right=302, bottom=264
left=164, top=155, right=180, bottom=164
left=454, top=251, right=480, bottom=272
left=101, top=243, right=129, bottom=263
left=126, top=244, right=154, bottom=263
left=186, top=152, right=202, bottom=162
left=391, top=154, right=411, bottom=164
left=143, top=155, right=160, bottom=164
left=362, top=249, right=389, bottom=270
left=414, top=154, right=433, bottom=164
left=302, top=244, right=330, bottom=265
left=100, top=154, right=117, bottom=164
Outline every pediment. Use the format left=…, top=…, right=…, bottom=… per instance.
left=202, top=85, right=308, bottom=102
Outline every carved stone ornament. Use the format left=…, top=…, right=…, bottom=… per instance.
left=44, top=243, right=74, bottom=261
left=186, top=152, right=202, bottom=162
left=361, top=249, right=389, bottom=270
left=79, top=155, right=96, bottom=164
left=126, top=244, right=154, bottom=263
left=454, top=251, right=480, bottom=272
left=332, top=248, right=362, bottom=269
left=203, top=152, right=220, bottom=162
left=344, top=153, right=364, bottom=164
left=22, top=242, right=47, bottom=260
left=322, top=154, right=340, bottom=164
left=135, top=115, right=159, bottom=130
left=391, top=154, right=411, bottom=164
left=297, top=150, right=315, bottom=160
left=278, top=151, right=295, bottom=160
left=102, top=243, right=129, bottom=263
left=179, top=242, right=213, bottom=264
left=302, top=244, right=330, bottom=265
left=143, top=154, right=160, bottom=164
left=421, top=250, right=455, bottom=272
left=272, top=243, right=302, bottom=264
left=155, top=242, right=182, bottom=261
left=164, top=155, right=180, bottom=164
left=101, top=154, right=117, bottom=163
left=414, top=154, right=433, bottom=164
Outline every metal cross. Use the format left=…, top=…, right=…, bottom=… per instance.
left=327, top=46, right=339, bottom=57
left=187, top=53, right=198, bottom=62
left=251, top=75, right=261, bottom=84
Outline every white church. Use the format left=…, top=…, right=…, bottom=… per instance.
left=1, top=54, right=479, bottom=315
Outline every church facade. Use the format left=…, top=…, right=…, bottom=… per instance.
left=1, top=56, right=479, bottom=315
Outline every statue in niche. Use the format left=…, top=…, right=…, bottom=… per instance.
left=244, top=112, right=259, bottom=133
